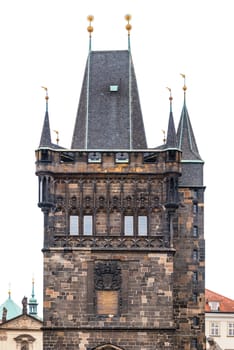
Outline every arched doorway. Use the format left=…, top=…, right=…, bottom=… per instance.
left=93, top=344, right=125, bottom=350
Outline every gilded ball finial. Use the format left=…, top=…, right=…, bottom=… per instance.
left=125, top=14, right=132, bottom=33
left=87, top=15, right=94, bottom=34
left=166, top=87, right=173, bottom=101
left=180, top=73, right=187, bottom=92
left=125, top=14, right=132, bottom=21
left=87, top=15, right=94, bottom=22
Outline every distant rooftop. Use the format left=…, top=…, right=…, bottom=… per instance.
left=206, top=289, right=234, bottom=313
left=0, top=294, right=21, bottom=322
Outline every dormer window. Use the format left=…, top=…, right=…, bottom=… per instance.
left=115, top=152, right=129, bottom=163
left=208, top=301, right=220, bottom=311
left=110, top=85, right=119, bottom=92
left=88, top=152, right=102, bottom=163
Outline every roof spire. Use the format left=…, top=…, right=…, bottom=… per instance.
left=87, top=15, right=94, bottom=52
left=39, top=86, right=52, bottom=147
left=28, top=277, right=38, bottom=316
left=166, top=87, right=173, bottom=113
left=165, top=87, right=177, bottom=148
left=8, top=283, right=11, bottom=299
left=125, top=14, right=132, bottom=51
left=41, top=86, right=49, bottom=112
left=177, top=74, right=202, bottom=160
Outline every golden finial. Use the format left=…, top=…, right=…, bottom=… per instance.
left=180, top=73, right=187, bottom=92
left=87, top=15, right=94, bottom=36
left=162, top=130, right=166, bottom=144
left=166, top=87, right=173, bottom=113
left=166, top=87, right=173, bottom=101
left=125, top=14, right=132, bottom=51
left=8, top=283, right=11, bottom=299
left=41, top=86, right=49, bottom=100
left=53, top=130, right=59, bottom=145
left=41, top=86, right=49, bottom=112
left=125, top=14, right=132, bottom=34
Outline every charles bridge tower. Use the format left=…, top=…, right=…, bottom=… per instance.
left=35, top=16, right=205, bottom=350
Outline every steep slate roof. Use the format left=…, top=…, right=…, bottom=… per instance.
left=177, top=98, right=202, bottom=161
left=39, top=109, right=52, bottom=147
left=205, top=289, right=234, bottom=313
left=71, top=50, right=147, bottom=150
left=39, top=111, right=64, bottom=150
left=166, top=98, right=177, bottom=148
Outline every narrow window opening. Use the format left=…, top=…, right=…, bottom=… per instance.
left=193, top=226, right=198, bottom=237
left=138, top=215, right=147, bottom=236
left=70, top=215, right=79, bottom=235
left=124, top=216, right=134, bottom=236
left=84, top=215, right=93, bottom=235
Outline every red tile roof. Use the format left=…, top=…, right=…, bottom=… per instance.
left=205, top=289, right=234, bottom=312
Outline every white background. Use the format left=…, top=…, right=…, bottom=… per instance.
left=0, top=0, right=233, bottom=317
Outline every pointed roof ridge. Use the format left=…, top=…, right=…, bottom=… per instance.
left=166, top=88, right=177, bottom=148
left=39, top=87, right=52, bottom=147
left=176, top=81, right=202, bottom=161
left=71, top=50, right=147, bottom=149
left=177, top=101, right=202, bottom=160
left=206, top=288, right=234, bottom=302
left=39, top=88, right=65, bottom=149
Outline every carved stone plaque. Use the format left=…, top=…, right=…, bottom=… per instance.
left=96, top=290, right=119, bottom=315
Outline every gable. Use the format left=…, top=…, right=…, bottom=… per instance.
left=0, top=314, right=42, bottom=330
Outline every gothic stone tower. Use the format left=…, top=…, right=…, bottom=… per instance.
left=35, top=30, right=205, bottom=350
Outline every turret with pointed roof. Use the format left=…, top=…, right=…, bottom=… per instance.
left=28, top=279, right=38, bottom=316
left=166, top=89, right=177, bottom=148
left=177, top=79, right=204, bottom=187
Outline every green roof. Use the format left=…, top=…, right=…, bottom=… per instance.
left=0, top=295, right=21, bottom=321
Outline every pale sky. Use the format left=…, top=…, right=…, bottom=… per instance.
left=0, top=0, right=233, bottom=317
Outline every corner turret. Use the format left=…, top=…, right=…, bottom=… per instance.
left=177, top=75, right=204, bottom=187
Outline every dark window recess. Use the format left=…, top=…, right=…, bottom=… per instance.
left=167, top=150, right=176, bottom=161
left=193, top=250, right=199, bottom=261
left=193, top=226, right=198, bottom=237
left=40, top=149, right=51, bottom=162
left=193, top=316, right=199, bottom=326
left=143, top=152, right=158, bottom=163
left=192, top=293, right=198, bottom=303
left=192, top=271, right=198, bottom=282
left=88, top=152, right=102, bottom=163
left=115, top=152, right=129, bottom=163
left=60, top=152, right=74, bottom=163
left=193, top=203, right=198, bottom=214
left=191, top=338, right=198, bottom=349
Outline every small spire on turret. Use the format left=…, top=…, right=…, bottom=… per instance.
left=41, top=86, right=49, bottom=112
left=165, top=87, right=177, bottom=148
left=166, top=87, right=173, bottom=113
left=125, top=14, right=132, bottom=51
left=180, top=73, right=187, bottom=102
left=8, top=283, right=11, bottom=299
left=28, top=277, right=38, bottom=316
left=87, top=15, right=94, bottom=52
